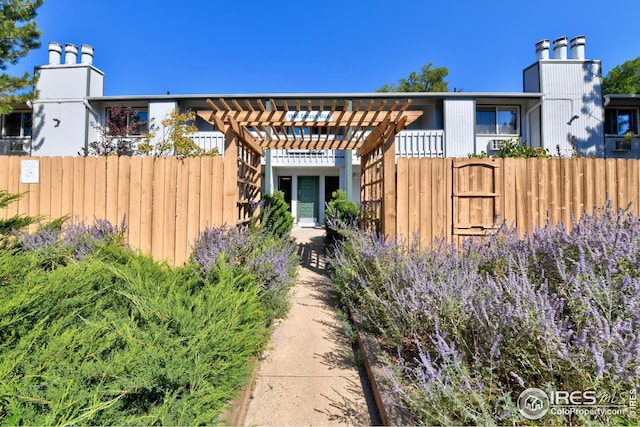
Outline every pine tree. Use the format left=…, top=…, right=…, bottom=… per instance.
left=0, top=0, right=43, bottom=115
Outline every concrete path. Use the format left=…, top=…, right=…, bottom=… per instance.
left=242, top=227, right=380, bottom=426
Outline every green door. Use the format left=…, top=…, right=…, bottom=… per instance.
left=297, top=176, right=319, bottom=222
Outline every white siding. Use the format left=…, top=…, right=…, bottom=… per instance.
left=443, top=98, right=475, bottom=157
left=31, top=100, right=90, bottom=156
left=526, top=106, right=542, bottom=148
left=539, top=61, right=604, bottom=156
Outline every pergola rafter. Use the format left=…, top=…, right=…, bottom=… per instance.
left=196, top=97, right=423, bottom=236
left=197, top=98, right=421, bottom=151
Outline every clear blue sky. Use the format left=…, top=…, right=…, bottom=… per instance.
left=8, top=0, right=640, bottom=96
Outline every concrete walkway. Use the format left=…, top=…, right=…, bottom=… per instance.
left=242, top=227, right=380, bottom=426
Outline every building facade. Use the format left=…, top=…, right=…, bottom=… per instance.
left=1, top=36, right=639, bottom=226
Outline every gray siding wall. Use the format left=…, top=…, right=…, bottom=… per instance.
left=523, top=63, right=540, bottom=93
left=443, top=98, right=475, bottom=157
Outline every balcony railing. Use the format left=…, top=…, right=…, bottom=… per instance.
left=272, top=149, right=346, bottom=166
left=395, top=130, right=445, bottom=158
left=191, top=131, right=225, bottom=154
left=189, top=129, right=445, bottom=164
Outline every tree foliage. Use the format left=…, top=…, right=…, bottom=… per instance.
left=377, top=62, right=449, bottom=92
left=80, top=104, right=141, bottom=156
left=0, top=0, right=43, bottom=115
left=139, top=109, right=217, bottom=158
left=602, top=56, right=640, bottom=95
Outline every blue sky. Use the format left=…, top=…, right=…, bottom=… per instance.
left=8, top=0, right=640, bottom=96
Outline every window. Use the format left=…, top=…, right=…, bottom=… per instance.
left=2, top=112, right=32, bottom=137
left=605, top=108, right=638, bottom=135
left=106, top=106, right=148, bottom=136
left=476, top=106, right=519, bottom=135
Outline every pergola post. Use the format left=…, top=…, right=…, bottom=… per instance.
left=264, top=149, right=273, bottom=194
left=345, top=150, right=353, bottom=200
left=382, top=128, right=396, bottom=238
left=223, top=126, right=238, bottom=226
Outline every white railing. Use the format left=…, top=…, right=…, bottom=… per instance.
left=191, top=131, right=225, bottom=154
left=271, top=149, right=346, bottom=166
left=395, top=130, right=445, bottom=158
left=188, top=129, right=445, bottom=163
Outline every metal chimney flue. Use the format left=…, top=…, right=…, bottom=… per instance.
left=48, top=42, right=62, bottom=65
left=64, top=43, right=78, bottom=64
left=553, top=37, right=568, bottom=60
left=535, top=39, right=550, bottom=60
left=81, top=44, right=94, bottom=64
left=570, top=35, right=586, bottom=60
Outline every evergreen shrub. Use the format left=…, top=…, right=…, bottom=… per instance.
left=260, top=190, right=293, bottom=239
left=325, top=189, right=359, bottom=249
left=0, top=243, right=267, bottom=425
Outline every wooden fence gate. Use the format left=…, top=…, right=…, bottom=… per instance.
left=452, top=159, right=501, bottom=237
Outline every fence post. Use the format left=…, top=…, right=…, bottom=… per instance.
left=223, top=126, right=239, bottom=226
left=382, top=128, right=396, bottom=238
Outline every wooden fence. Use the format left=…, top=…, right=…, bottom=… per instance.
left=396, top=157, right=640, bottom=247
left=3, top=156, right=640, bottom=265
left=0, top=156, right=234, bottom=266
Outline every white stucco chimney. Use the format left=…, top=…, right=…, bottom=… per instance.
left=48, top=42, right=62, bottom=65
left=553, top=37, right=568, bottom=60
left=570, top=35, right=586, bottom=60
left=64, top=43, right=78, bottom=64
left=81, top=44, right=94, bottom=64
left=535, top=39, right=550, bottom=60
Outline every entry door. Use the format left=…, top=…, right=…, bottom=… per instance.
left=298, top=176, right=319, bottom=221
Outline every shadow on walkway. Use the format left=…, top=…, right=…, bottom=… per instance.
left=291, top=227, right=383, bottom=426
left=296, top=232, right=327, bottom=274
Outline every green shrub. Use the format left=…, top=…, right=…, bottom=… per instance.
left=496, top=138, right=549, bottom=158
left=325, top=190, right=359, bottom=248
left=468, top=138, right=549, bottom=159
left=260, top=190, right=293, bottom=238
left=0, top=244, right=268, bottom=425
left=0, top=190, right=38, bottom=249
left=191, top=223, right=298, bottom=321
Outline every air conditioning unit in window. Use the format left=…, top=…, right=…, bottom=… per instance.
left=614, top=139, right=632, bottom=151
left=489, top=139, right=506, bottom=151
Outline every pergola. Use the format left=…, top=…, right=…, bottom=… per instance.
left=197, top=97, right=422, bottom=236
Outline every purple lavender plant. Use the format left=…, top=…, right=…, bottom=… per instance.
left=16, top=216, right=128, bottom=263
left=329, top=201, right=640, bottom=425
left=190, top=223, right=298, bottom=319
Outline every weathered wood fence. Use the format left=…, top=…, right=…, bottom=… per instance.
left=0, top=156, right=234, bottom=266
left=396, top=157, right=640, bottom=247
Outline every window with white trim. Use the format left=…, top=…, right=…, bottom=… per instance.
left=605, top=108, right=638, bottom=135
left=106, top=106, right=148, bottom=136
left=1, top=112, right=32, bottom=138
left=476, top=106, right=519, bottom=135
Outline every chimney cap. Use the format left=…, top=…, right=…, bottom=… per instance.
left=48, top=41, right=62, bottom=51
left=80, top=44, right=94, bottom=64
left=553, top=36, right=568, bottom=46
left=570, top=35, right=586, bottom=45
